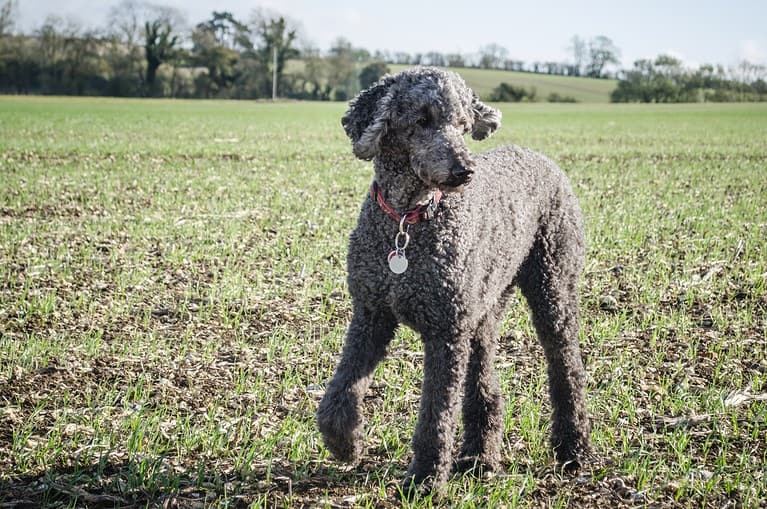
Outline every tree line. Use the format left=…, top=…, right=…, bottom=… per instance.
left=2, top=0, right=764, bottom=102
left=381, top=36, right=620, bottom=79
left=0, top=1, right=320, bottom=99
left=610, top=55, right=767, bottom=103
left=0, top=0, right=624, bottom=101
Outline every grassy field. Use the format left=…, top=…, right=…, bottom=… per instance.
left=0, top=96, right=765, bottom=508
left=388, top=65, right=618, bottom=103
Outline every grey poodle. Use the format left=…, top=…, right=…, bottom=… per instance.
left=317, top=66, right=591, bottom=494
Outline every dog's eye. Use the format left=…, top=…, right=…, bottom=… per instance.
left=416, top=116, right=430, bottom=128
left=416, top=108, right=434, bottom=128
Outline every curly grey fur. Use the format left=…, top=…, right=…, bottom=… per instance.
left=317, top=67, right=591, bottom=495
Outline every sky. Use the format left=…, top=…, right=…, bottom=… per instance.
left=13, top=0, right=767, bottom=69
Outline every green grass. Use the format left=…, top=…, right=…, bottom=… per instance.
left=389, top=65, right=618, bottom=102
left=1, top=96, right=766, bottom=507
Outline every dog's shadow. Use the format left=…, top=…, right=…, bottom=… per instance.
left=1, top=454, right=621, bottom=506
left=0, top=456, right=407, bottom=507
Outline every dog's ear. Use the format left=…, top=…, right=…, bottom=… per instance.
left=341, top=78, right=396, bottom=160
left=470, top=93, right=502, bottom=141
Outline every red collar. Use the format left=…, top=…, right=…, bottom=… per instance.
left=370, top=181, right=442, bottom=225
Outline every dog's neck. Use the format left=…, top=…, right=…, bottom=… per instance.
left=372, top=150, right=439, bottom=212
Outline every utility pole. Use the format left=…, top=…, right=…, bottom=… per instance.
left=272, top=46, right=277, bottom=100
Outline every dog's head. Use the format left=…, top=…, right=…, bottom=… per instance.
left=341, top=67, right=502, bottom=190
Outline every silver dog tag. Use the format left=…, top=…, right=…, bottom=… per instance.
left=388, top=250, right=408, bottom=274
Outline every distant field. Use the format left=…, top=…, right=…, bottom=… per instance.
left=0, top=96, right=765, bottom=507
left=389, top=64, right=618, bottom=103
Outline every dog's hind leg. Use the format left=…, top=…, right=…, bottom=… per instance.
left=317, top=305, right=397, bottom=462
left=517, top=222, right=591, bottom=470
left=454, top=314, right=504, bottom=475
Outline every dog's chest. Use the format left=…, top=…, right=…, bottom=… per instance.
left=348, top=224, right=464, bottom=331
left=387, top=270, right=460, bottom=332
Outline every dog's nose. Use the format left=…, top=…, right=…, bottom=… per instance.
left=450, top=166, right=474, bottom=185
left=452, top=166, right=474, bottom=178
left=443, top=168, right=473, bottom=188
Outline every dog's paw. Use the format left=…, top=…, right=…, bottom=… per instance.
left=317, top=402, right=365, bottom=462
left=553, top=440, right=592, bottom=473
left=319, top=427, right=363, bottom=463
left=452, top=455, right=500, bottom=478
left=397, top=473, right=439, bottom=501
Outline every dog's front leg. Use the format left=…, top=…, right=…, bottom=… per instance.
left=317, top=305, right=397, bottom=463
left=455, top=315, right=504, bottom=475
left=402, top=331, right=470, bottom=495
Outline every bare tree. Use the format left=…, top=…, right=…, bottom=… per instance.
left=587, top=35, right=620, bottom=78
left=109, top=0, right=142, bottom=46
left=36, top=16, right=69, bottom=91
left=734, top=60, right=765, bottom=84
left=503, top=59, right=525, bottom=72
left=543, top=61, right=560, bottom=74
left=424, top=51, right=445, bottom=67
left=104, top=1, right=143, bottom=95
left=445, top=53, right=465, bottom=68
left=392, top=52, right=411, bottom=65
left=567, top=35, right=587, bottom=76
left=0, top=0, right=17, bottom=37
left=478, top=43, right=508, bottom=69
left=33, top=16, right=100, bottom=94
